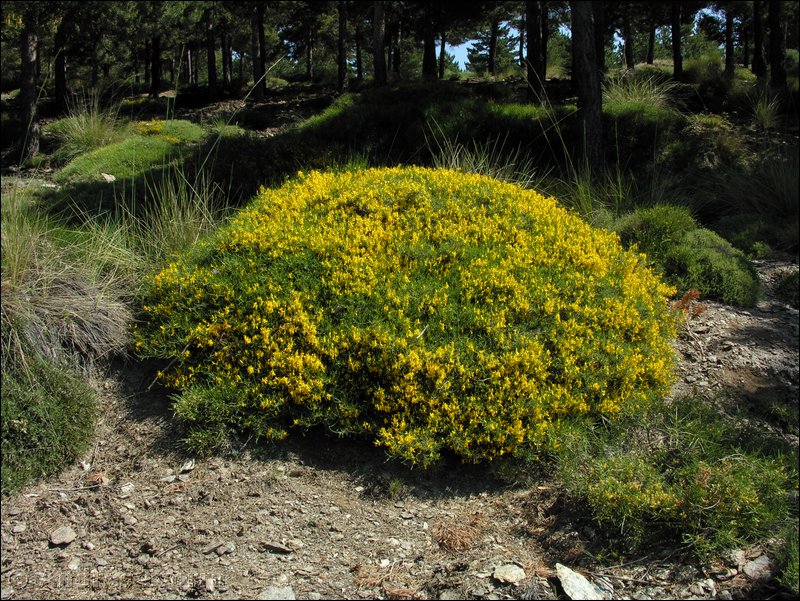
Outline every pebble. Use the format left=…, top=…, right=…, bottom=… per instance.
left=50, top=526, right=77, bottom=546
left=493, top=564, right=526, bottom=584
left=257, top=586, right=296, bottom=600
left=215, top=541, right=235, bottom=556
left=205, top=578, right=215, bottom=593
left=12, top=524, right=26, bottom=534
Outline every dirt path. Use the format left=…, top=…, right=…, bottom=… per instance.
left=1, top=262, right=797, bottom=601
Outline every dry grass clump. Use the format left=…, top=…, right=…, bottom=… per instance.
left=432, top=513, right=485, bottom=552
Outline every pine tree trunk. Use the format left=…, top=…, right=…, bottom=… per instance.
left=222, top=28, right=232, bottom=91
left=20, top=14, right=39, bottom=160
left=570, top=0, right=603, bottom=176
left=338, top=1, right=348, bottom=92
left=526, top=0, right=543, bottom=98
left=623, top=13, right=634, bottom=70
left=724, top=8, right=735, bottom=76
left=541, top=1, right=548, bottom=75
left=671, top=1, right=683, bottom=80
left=145, top=40, right=151, bottom=85
left=307, top=40, right=314, bottom=81
left=519, top=11, right=525, bottom=67
left=54, top=18, right=69, bottom=114
left=356, top=24, right=363, bottom=80
left=206, top=10, right=217, bottom=100
left=150, top=36, right=161, bottom=98
left=438, top=30, right=447, bottom=79
left=422, top=13, right=437, bottom=80
left=592, top=2, right=606, bottom=80
left=257, top=4, right=268, bottom=95
left=393, top=23, right=401, bottom=74
left=768, top=0, right=786, bottom=89
left=742, top=28, right=749, bottom=68
left=251, top=9, right=264, bottom=98
left=646, top=19, right=655, bottom=64
left=488, top=18, right=499, bottom=77
left=373, top=1, right=387, bottom=86
left=752, top=1, right=765, bottom=76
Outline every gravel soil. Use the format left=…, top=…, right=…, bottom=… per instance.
left=1, top=261, right=798, bottom=601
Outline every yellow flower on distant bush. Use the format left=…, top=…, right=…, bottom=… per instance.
left=135, top=167, right=677, bottom=464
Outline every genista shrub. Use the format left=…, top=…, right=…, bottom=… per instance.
left=135, top=167, right=677, bottom=465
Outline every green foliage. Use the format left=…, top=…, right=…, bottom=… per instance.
left=615, top=206, right=761, bottom=307
left=750, top=88, right=782, bottom=130
left=466, top=23, right=518, bottom=76
left=135, top=167, right=676, bottom=466
left=670, top=229, right=762, bottom=307
left=775, top=271, right=800, bottom=309
left=555, top=396, right=796, bottom=556
left=616, top=205, right=698, bottom=251
left=54, top=120, right=205, bottom=184
left=661, top=114, right=747, bottom=174
left=706, top=147, right=799, bottom=253
left=44, top=95, right=126, bottom=164
left=603, top=72, right=683, bottom=115
left=777, top=520, right=800, bottom=596
left=1, top=353, right=97, bottom=494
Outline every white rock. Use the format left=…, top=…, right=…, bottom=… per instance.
left=257, top=586, right=296, bottom=600
left=50, top=526, right=77, bottom=546
left=556, top=563, right=608, bottom=600
left=493, top=564, right=526, bottom=584
left=743, top=555, right=772, bottom=581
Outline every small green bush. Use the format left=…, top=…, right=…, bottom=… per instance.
left=1, top=354, right=97, bottom=494
left=615, top=206, right=761, bottom=306
left=136, top=167, right=677, bottom=465
left=556, top=396, right=796, bottom=556
left=775, top=271, right=799, bottom=309
left=661, top=114, right=747, bottom=174
left=670, top=229, right=761, bottom=307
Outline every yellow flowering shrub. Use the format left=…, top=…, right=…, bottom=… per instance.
left=135, top=167, right=677, bottom=465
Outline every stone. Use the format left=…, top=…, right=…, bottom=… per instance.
left=493, top=564, right=526, bottom=584
left=256, top=586, right=296, bottom=600
left=204, top=578, right=215, bottom=593
left=439, top=589, right=463, bottom=600
left=743, top=555, right=772, bottom=581
left=215, top=541, right=235, bottom=556
left=202, top=541, right=224, bottom=555
left=50, top=526, right=77, bottom=546
left=717, top=591, right=733, bottom=600
left=101, top=173, right=116, bottom=183
left=555, top=563, right=608, bottom=600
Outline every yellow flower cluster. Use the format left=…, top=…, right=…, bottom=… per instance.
left=135, top=167, right=677, bottom=465
left=134, top=120, right=165, bottom=136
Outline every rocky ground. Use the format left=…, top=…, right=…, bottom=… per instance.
left=1, top=262, right=798, bottom=601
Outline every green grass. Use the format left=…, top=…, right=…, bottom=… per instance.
left=54, top=120, right=206, bottom=184
left=44, top=104, right=127, bottom=164
left=603, top=72, right=683, bottom=115
left=1, top=180, right=137, bottom=494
